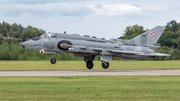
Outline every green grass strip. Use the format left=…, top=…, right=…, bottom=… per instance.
left=0, top=76, right=180, bottom=101
left=0, top=60, right=180, bottom=70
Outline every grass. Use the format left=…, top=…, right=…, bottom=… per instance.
left=0, top=60, right=180, bottom=70
left=0, top=76, right=180, bottom=101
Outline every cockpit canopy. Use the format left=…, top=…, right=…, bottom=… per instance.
left=31, top=33, right=57, bottom=41
left=41, top=33, right=57, bottom=38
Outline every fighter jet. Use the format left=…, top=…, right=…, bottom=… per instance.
left=20, top=26, right=170, bottom=69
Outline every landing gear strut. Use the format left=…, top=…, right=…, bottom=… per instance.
left=84, top=55, right=95, bottom=69
left=50, top=54, right=56, bottom=64
left=102, top=62, right=109, bottom=69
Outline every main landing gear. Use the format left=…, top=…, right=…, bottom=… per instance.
left=86, top=62, right=94, bottom=69
left=84, top=55, right=110, bottom=69
left=50, top=54, right=56, bottom=64
left=102, top=62, right=109, bottom=69
left=84, top=56, right=95, bottom=69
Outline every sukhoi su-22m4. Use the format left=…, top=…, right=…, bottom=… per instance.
left=20, top=26, right=170, bottom=69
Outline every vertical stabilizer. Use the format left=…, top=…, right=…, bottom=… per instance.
left=126, top=26, right=166, bottom=45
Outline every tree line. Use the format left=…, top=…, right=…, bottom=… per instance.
left=0, top=20, right=180, bottom=60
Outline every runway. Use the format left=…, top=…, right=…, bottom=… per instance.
left=0, top=70, right=180, bottom=76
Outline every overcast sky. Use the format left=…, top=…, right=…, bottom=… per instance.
left=0, top=0, right=180, bottom=39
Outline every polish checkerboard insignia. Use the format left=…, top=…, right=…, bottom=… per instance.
left=150, top=30, right=155, bottom=36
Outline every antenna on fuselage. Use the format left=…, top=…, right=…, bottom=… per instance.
left=64, top=31, right=66, bottom=34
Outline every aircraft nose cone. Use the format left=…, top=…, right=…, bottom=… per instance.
left=20, top=42, right=25, bottom=46
left=20, top=42, right=25, bottom=48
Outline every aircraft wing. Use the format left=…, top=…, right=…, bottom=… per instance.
left=107, top=50, right=142, bottom=55
left=68, top=45, right=86, bottom=52
left=138, top=53, right=170, bottom=56
left=91, top=48, right=103, bottom=51
left=77, top=46, right=86, bottom=50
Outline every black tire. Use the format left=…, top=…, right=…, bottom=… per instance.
left=50, top=58, right=56, bottom=64
left=102, top=62, right=109, bottom=69
left=86, top=62, right=94, bottom=69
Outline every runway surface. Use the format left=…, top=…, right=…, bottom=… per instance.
left=0, top=70, right=180, bottom=76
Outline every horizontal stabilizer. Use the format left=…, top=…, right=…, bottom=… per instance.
left=138, top=53, right=170, bottom=56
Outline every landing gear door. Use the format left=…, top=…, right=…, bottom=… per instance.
left=100, top=55, right=112, bottom=62
left=100, top=50, right=112, bottom=62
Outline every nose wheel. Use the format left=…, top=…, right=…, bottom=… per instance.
left=50, top=55, right=56, bottom=64
left=50, top=58, right=56, bottom=64
left=102, top=62, right=109, bottom=69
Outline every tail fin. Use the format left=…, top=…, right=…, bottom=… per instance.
left=126, top=26, right=166, bottom=45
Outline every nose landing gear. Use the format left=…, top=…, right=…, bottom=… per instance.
left=50, top=54, right=56, bottom=64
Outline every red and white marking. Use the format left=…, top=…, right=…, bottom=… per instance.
left=150, top=30, right=155, bottom=36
